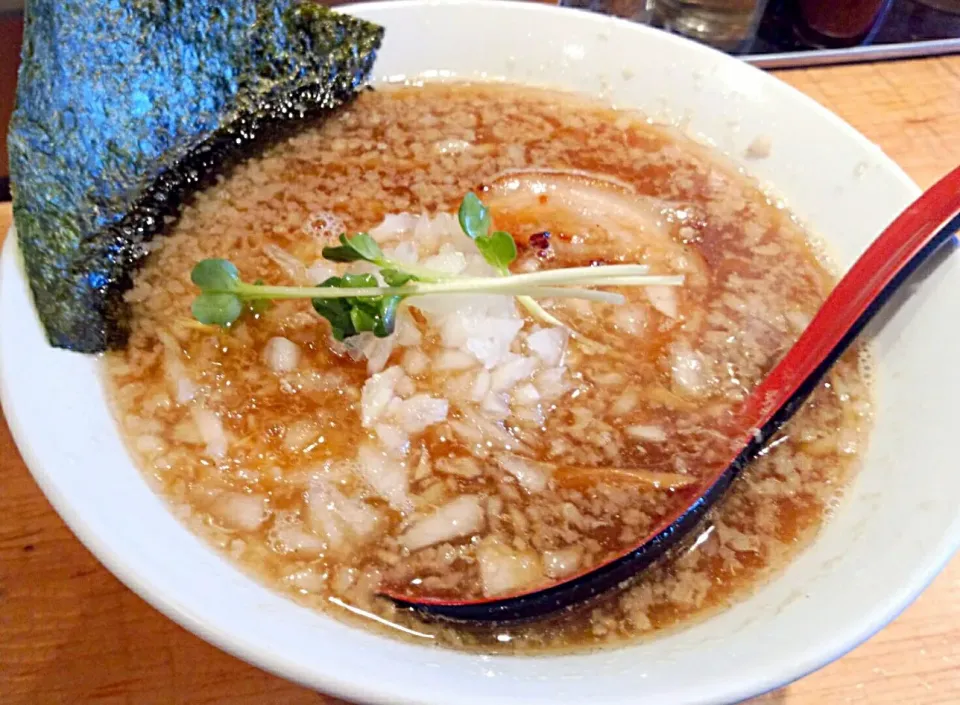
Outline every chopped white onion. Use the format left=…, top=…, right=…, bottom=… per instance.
left=402, top=348, right=430, bottom=376
left=543, top=547, right=582, bottom=579
left=192, top=407, right=227, bottom=459
left=481, top=391, right=511, bottom=419
left=370, top=213, right=419, bottom=239
left=411, top=212, right=462, bottom=251
left=456, top=407, right=526, bottom=452
left=465, top=317, right=525, bottom=369
left=272, top=526, right=326, bottom=555
left=135, top=435, right=166, bottom=455
left=412, top=291, right=521, bottom=370
left=434, top=138, right=472, bottom=155
left=362, top=335, right=396, bottom=375
left=526, top=327, right=568, bottom=367
left=307, top=481, right=382, bottom=553
left=477, top=538, right=543, bottom=597
left=490, top=355, right=539, bottom=394
left=611, top=388, right=640, bottom=416
left=470, top=369, right=492, bottom=402
left=614, top=305, right=647, bottom=336
left=158, top=331, right=196, bottom=404
left=395, top=394, right=449, bottom=434
left=308, top=493, right=346, bottom=551
left=436, top=349, right=477, bottom=371
left=394, top=375, right=416, bottom=398
left=355, top=443, right=412, bottom=513
left=386, top=396, right=403, bottom=417
left=626, top=425, right=668, bottom=442
left=176, top=378, right=196, bottom=405
left=360, top=365, right=406, bottom=428
left=423, top=250, right=467, bottom=275
left=496, top=454, right=551, bottom=493
left=443, top=373, right=473, bottom=400
left=330, top=334, right=367, bottom=362
left=213, top=493, right=267, bottom=531
left=395, top=312, right=422, bottom=347
left=399, top=496, right=485, bottom=551
left=670, top=342, right=709, bottom=397
left=306, top=260, right=338, bottom=285
left=263, top=337, right=301, bottom=373
left=385, top=240, right=419, bottom=264
left=413, top=447, right=432, bottom=480
left=375, top=423, right=410, bottom=456
left=513, top=402, right=546, bottom=427
left=284, top=568, right=327, bottom=593
left=264, top=244, right=308, bottom=284
left=513, top=383, right=541, bottom=406
left=646, top=285, right=678, bottom=319
left=436, top=456, right=483, bottom=478
left=534, top=367, right=569, bottom=401
left=447, top=418, right=485, bottom=446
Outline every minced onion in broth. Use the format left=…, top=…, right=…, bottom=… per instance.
left=105, top=83, right=873, bottom=653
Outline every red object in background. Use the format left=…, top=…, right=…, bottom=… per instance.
left=0, top=13, right=24, bottom=200
left=793, top=0, right=893, bottom=47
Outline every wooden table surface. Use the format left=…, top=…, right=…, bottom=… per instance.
left=2, top=55, right=960, bottom=705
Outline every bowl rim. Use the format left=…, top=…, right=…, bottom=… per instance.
left=5, top=2, right=955, bottom=705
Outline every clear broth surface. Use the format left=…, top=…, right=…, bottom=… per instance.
left=105, top=83, right=873, bottom=653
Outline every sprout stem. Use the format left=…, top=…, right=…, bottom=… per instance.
left=239, top=281, right=627, bottom=304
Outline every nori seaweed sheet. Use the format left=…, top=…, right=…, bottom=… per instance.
left=8, top=1, right=384, bottom=352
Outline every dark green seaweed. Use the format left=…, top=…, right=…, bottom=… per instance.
left=8, top=0, right=384, bottom=352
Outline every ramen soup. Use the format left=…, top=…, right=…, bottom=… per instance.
left=105, top=83, right=873, bottom=653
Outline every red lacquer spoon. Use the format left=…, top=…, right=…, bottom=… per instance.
left=386, top=165, right=960, bottom=621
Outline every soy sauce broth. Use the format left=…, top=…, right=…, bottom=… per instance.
left=105, top=83, right=873, bottom=653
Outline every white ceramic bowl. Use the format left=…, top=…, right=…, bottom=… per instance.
left=3, top=2, right=959, bottom=703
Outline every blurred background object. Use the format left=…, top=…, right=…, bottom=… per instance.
left=560, top=0, right=960, bottom=63
left=914, top=0, right=960, bottom=12
left=751, top=0, right=960, bottom=65
left=0, top=1, right=23, bottom=202
left=649, top=0, right=771, bottom=51
left=559, top=0, right=652, bottom=21
left=792, top=0, right=894, bottom=47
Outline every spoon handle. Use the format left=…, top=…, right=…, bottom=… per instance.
left=389, top=165, right=960, bottom=621
left=741, top=164, right=960, bottom=444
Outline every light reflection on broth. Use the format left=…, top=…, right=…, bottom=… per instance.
left=105, top=83, right=873, bottom=653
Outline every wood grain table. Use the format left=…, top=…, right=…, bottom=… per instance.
left=2, top=55, right=960, bottom=705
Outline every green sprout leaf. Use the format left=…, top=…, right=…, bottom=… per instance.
left=322, top=233, right=384, bottom=263
left=192, top=292, right=243, bottom=326
left=458, top=192, right=491, bottom=241
left=191, top=258, right=240, bottom=291
left=345, top=233, right=383, bottom=261
left=475, top=230, right=517, bottom=272
left=350, top=306, right=377, bottom=333
left=310, top=273, right=404, bottom=341
left=340, top=272, right=379, bottom=289
left=312, top=277, right=355, bottom=341
left=375, top=296, right=402, bottom=338
left=380, top=268, right=416, bottom=287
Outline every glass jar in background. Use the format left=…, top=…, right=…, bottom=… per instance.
left=792, top=0, right=894, bottom=48
left=647, top=0, right=772, bottom=51
left=558, top=0, right=652, bottom=22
